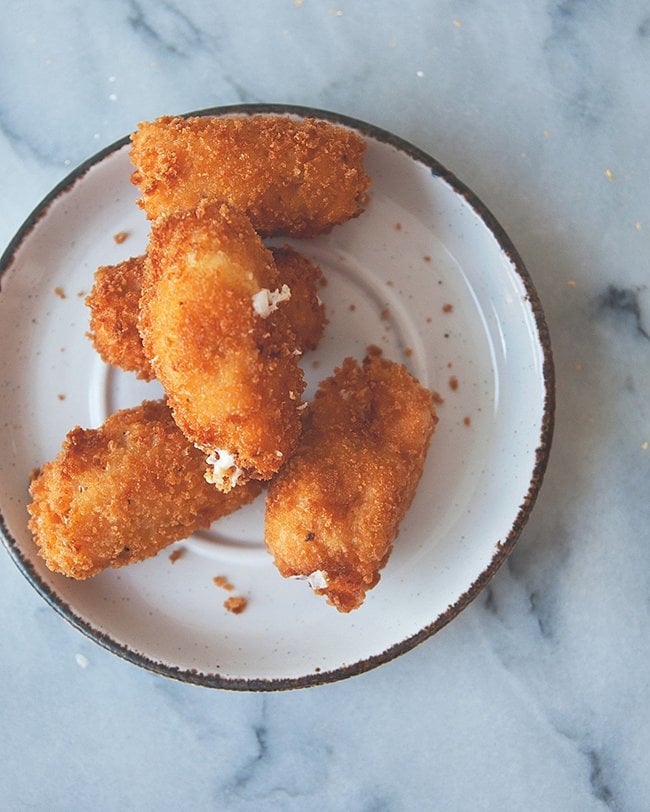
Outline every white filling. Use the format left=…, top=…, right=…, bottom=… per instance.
left=291, top=570, right=329, bottom=590
left=203, top=447, right=244, bottom=487
left=252, top=284, right=291, bottom=318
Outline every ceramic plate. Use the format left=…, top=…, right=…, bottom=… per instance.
left=0, top=105, right=554, bottom=689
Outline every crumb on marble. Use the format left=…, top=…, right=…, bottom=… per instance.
left=449, top=375, right=459, bottom=391
left=403, top=347, right=413, bottom=358
left=113, top=230, right=129, bottom=244
left=442, top=303, right=454, bottom=313
left=604, top=168, right=614, bottom=182
left=463, top=416, right=472, bottom=427
left=423, top=255, right=431, bottom=262
left=54, top=286, right=66, bottom=299
left=426, top=316, right=433, bottom=324
left=169, top=547, right=186, bottom=563
left=543, top=129, right=551, bottom=138
left=380, top=308, right=391, bottom=320
left=567, top=280, right=577, bottom=287
left=213, top=575, right=235, bottom=592
left=641, top=441, right=649, bottom=451
left=311, top=359, right=320, bottom=369
left=77, top=290, right=86, bottom=297
left=349, top=303, right=356, bottom=311
left=453, top=18, right=462, bottom=27
left=394, top=222, right=402, bottom=231
left=635, top=222, right=642, bottom=231
left=224, top=596, right=248, bottom=614
left=57, top=394, right=66, bottom=401
left=431, top=390, right=445, bottom=405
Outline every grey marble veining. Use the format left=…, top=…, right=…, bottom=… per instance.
left=1, top=1, right=649, bottom=809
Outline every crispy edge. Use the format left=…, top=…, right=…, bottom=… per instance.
left=86, top=255, right=153, bottom=380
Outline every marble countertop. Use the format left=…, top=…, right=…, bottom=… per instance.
left=1, top=1, right=648, bottom=809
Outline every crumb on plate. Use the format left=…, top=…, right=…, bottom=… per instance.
left=224, top=596, right=248, bottom=614
left=213, top=575, right=235, bottom=592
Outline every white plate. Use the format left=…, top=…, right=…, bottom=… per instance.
left=0, top=105, right=554, bottom=689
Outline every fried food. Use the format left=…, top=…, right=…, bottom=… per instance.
left=86, top=255, right=153, bottom=380
left=130, top=115, right=370, bottom=237
left=86, top=246, right=326, bottom=380
left=271, top=245, right=326, bottom=352
left=265, top=354, right=437, bottom=612
left=139, top=200, right=305, bottom=491
left=27, top=400, right=262, bottom=580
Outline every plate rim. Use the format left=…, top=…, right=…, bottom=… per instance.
left=0, top=102, right=555, bottom=691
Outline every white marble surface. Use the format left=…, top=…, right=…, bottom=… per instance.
left=1, top=1, right=649, bottom=809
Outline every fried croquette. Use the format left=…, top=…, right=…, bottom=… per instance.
left=86, top=255, right=153, bottom=380
left=130, top=115, right=370, bottom=237
left=27, top=400, right=262, bottom=580
left=265, top=355, right=437, bottom=612
left=139, top=200, right=305, bottom=491
left=86, top=247, right=326, bottom=380
left=270, top=245, right=327, bottom=352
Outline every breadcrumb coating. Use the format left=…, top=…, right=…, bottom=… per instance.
left=268, top=245, right=327, bottom=353
left=86, top=247, right=326, bottom=380
left=130, top=115, right=370, bottom=237
left=265, top=355, right=437, bottom=612
left=139, top=200, right=305, bottom=490
left=28, top=401, right=262, bottom=580
left=86, top=255, right=153, bottom=380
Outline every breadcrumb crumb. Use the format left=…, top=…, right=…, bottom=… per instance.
left=213, top=575, right=235, bottom=592
left=224, top=596, right=248, bottom=614
left=113, top=230, right=129, bottom=244
left=169, top=547, right=186, bottom=563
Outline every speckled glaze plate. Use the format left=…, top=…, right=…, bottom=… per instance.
left=0, top=104, right=554, bottom=689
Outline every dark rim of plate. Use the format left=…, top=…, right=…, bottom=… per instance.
left=0, top=103, right=555, bottom=691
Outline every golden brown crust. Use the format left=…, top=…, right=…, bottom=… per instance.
left=265, top=355, right=437, bottom=612
left=139, top=200, right=305, bottom=489
left=85, top=247, right=326, bottom=379
left=130, top=115, right=370, bottom=237
left=270, top=245, right=327, bottom=352
left=27, top=400, right=262, bottom=580
left=86, top=255, right=152, bottom=380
